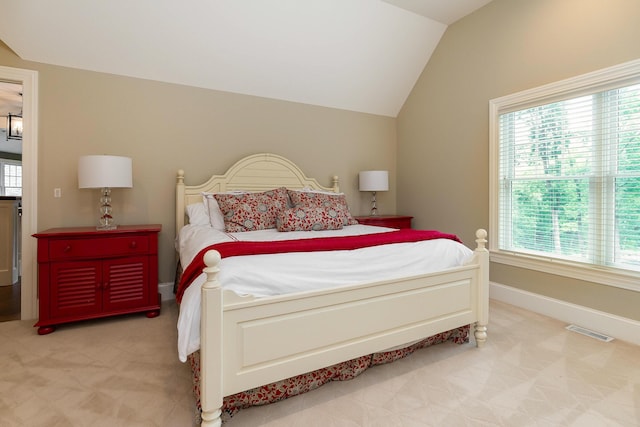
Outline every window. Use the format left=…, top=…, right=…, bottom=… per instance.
left=490, top=60, right=640, bottom=290
left=1, top=160, right=22, bottom=197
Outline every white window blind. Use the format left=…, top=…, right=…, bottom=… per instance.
left=491, top=60, right=640, bottom=286
left=1, top=161, right=22, bottom=197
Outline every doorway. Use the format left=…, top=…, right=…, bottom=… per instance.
left=0, top=81, right=22, bottom=321
left=0, top=66, right=38, bottom=322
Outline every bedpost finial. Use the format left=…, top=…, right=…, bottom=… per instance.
left=204, top=250, right=222, bottom=267
left=177, top=169, right=185, bottom=184
left=202, top=250, right=222, bottom=289
left=475, top=229, right=487, bottom=250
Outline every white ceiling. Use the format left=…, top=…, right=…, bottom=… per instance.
left=0, top=81, right=22, bottom=117
left=0, top=81, right=22, bottom=154
left=0, top=0, right=492, bottom=118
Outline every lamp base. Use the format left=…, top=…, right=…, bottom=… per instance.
left=97, top=187, right=117, bottom=230
left=370, top=191, right=379, bottom=216
left=96, top=224, right=117, bottom=231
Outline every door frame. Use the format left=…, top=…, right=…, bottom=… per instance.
left=0, top=65, right=38, bottom=320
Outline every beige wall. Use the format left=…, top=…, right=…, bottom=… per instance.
left=397, top=0, right=640, bottom=320
left=0, top=41, right=397, bottom=288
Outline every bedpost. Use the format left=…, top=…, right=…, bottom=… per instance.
left=473, top=229, right=489, bottom=348
left=200, top=250, right=223, bottom=427
left=176, top=169, right=186, bottom=232
left=331, top=175, right=340, bottom=193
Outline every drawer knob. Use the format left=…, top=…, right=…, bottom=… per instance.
left=63, top=245, right=72, bottom=253
left=129, top=241, right=137, bottom=249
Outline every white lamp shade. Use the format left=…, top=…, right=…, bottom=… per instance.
left=359, top=170, right=389, bottom=192
left=78, top=155, right=133, bottom=189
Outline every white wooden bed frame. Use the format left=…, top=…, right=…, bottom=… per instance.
left=176, top=153, right=489, bottom=427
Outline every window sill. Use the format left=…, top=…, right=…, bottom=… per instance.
left=490, top=250, right=640, bottom=292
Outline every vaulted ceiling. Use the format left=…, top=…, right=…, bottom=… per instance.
left=0, top=0, right=492, bottom=117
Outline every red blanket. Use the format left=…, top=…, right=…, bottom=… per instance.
left=176, top=229, right=461, bottom=303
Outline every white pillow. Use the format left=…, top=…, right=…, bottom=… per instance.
left=299, top=186, right=340, bottom=195
left=185, top=203, right=210, bottom=226
left=202, top=192, right=227, bottom=231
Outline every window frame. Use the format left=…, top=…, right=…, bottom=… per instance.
left=489, top=59, right=640, bottom=292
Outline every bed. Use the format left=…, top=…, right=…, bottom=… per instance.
left=175, top=153, right=489, bottom=426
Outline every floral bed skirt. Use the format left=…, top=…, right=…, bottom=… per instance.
left=187, top=325, right=470, bottom=422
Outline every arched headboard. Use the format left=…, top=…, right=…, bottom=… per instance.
left=176, top=153, right=340, bottom=232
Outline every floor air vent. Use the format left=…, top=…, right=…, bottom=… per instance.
left=566, top=324, right=614, bottom=342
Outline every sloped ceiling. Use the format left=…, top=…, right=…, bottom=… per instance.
left=0, top=0, right=492, bottom=117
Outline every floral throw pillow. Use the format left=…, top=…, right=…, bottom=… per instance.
left=288, top=190, right=358, bottom=226
left=214, top=187, right=289, bottom=232
left=277, top=207, right=344, bottom=232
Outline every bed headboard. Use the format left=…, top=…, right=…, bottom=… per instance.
left=176, top=153, right=340, bottom=232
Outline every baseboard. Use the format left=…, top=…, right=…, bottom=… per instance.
left=490, top=282, right=640, bottom=346
left=159, top=282, right=174, bottom=302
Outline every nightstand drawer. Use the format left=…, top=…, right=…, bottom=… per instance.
left=49, top=235, right=150, bottom=260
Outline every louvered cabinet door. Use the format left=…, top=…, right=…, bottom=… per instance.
left=33, top=225, right=161, bottom=335
left=102, top=256, right=149, bottom=312
left=49, top=260, right=102, bottom=319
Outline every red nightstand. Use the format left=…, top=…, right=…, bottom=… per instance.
left=354, top=215, right=413, bottom=229
left=33, top=224, right=162, bottom=334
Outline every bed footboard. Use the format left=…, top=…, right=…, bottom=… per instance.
left=199, top=229, right=489, bottom=427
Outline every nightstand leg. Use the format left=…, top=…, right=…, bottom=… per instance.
left=37, top=325, right=56, bottom=335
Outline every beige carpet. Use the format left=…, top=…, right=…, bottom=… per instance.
left=0, top=299, right=638, bottom=426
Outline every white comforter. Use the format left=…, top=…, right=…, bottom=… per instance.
left=176, top=224, right=474, bottom=362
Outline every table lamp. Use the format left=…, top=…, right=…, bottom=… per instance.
left=359, top=170, right=388, bottom=216
left=78, top=155, right=133, bottom=230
